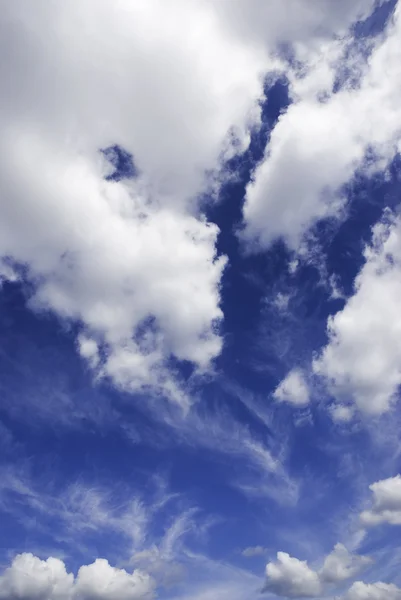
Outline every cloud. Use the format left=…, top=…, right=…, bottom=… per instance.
left=74, top=559, right=155, bottom=600
left=0, top=0, right=272, bottom=401
left=214, top=0, right=381, bottom=48
left=0, top=466, right=197, bottom=565
left=264, top=545, right=371, bottom=597
left=320, top=544, right=372, bottom=584
left=314, top=212, right=401, bottom=414
left=0, top=0, right=394, bottom=404
left=241, top=546, right=267, bottom=558
left=264, top=552, right=322, bottom=597
left=344, top=580, right=401, bottom=599
left=360, top=475, right=401, bottom=526
left=0, top=553, right=155, bottom=600
left=242, top=1, right=401, bottom=250
left=274, top=369, right=310, bottom=406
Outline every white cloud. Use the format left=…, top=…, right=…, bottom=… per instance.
left=242, top=1, right=401, bottom=250
left=0, top=554, right=154, bottom=600
left=0, top=553, right=73, bottom=600
left=360, top=475, right=401, bottom=526
left=314, top=212, right=401, bottom=414
left=264, top=552, right=322, bottom=597
left=213, top=0, right=380, bottom=48
left=274, top=369, right=310, bottom=406
left=74, top=559, right=155, bottom=600
left=0, top=0, right=394, bottom=403
left=320, top=544, right=372, bottom=584
left=0, top=0, right=271, bottom=401
left=264, top=545, right=371, bottom=597
left=344, top=581, right=401, bottom=599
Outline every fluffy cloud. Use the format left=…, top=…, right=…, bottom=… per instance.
left=314, top=212, right=401, bottom=414
left=0, top=554, right=73, bottom=600
left=320, top=544, right=372, bottom=584
left=360, top=475, right=401, bottom=526
left=273, top=369, right=310, bottom=406
left=242, top=1, right=401, bottom=250
left=264, top=545, right=371, bottom=597
left=0, top=0, right=270, bottom=400
left=74, top=559, right=155, bottom=600
left=344, top=581, right=401, bottom=599
left=0, top=0, right=394, bottom=403
left=0, top=554, right=155, bottom=600
left=264, top=552, right=322, bottom=597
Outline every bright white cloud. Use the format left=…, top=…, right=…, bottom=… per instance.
left=314, top=212, right=401, bottom=414
left=242, top=1, right=401, bottom=250
left=0, top=0, right=393, bottom=403
left=360, top=475, right=401, bottom=526
left=0, top=0, right=271, bottom=401
left=264, top=544, right=371, bottom=598
left=0, top=554, right=154, bottom=600
left=264, top=552, right=322, bottom=597
left=0, top=553, right=73, bottom=600
left=344, top=580, right=401, bottom=599
left=274, top=369, right=310, bottom=406
left=74, top=559, right=155, bottom=600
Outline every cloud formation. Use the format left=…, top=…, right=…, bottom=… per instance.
left=360, top=475, right=401, bottom=526
left=315, top=212, right=401, bottom=415
left=344, top=580, right=401, bottom=599
left=320, top=544, right=372, bottom=584
left=274, top=369, right=310, bottom=406
left=264, top=545, right=371, bottom=597
left=264, top=552, right=322, bottom=597
left=0, top=0, right=270, bottom=401
left=0, top=554, right=155, bottom=600
left=243, top=1, right=401, bottom=249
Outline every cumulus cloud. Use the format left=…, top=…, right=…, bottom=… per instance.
left=0, top=0, right=272, bottom=401
left=0, top=0, right=393, bottom=404
left=344, top=580, right=401, bottom=599
left=320, top=544, right=372, bottom=584
left=360, top=475, right=401, bottom=526
left=74, top=559, right=155, bottom=600
left=264, top=545, right=371, bottom=597
left=264, top=552, right=322, bottom=597
left=273, top=369, right=310, bottom=406
left=242, top=1, right=401, bottom=250
left=0, top=554, right=154, bottom=600
left=314, top=212, right=401, bottom=414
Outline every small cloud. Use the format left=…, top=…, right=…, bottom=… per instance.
left=274, top=369, right=310, bottom=407
left=330, top=404, right=354, bottom=423
left=241, top=546, right=266, bottom=558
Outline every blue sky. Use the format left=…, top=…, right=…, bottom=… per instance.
left=1, top=1, right=401, bottom=599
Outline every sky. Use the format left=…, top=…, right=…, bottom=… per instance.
left=1, top=1, right=401, bottom=599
